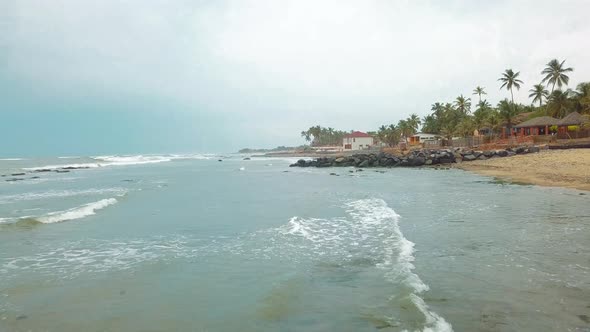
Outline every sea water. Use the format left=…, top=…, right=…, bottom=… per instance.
left=0, top=155, right=589, bottom=331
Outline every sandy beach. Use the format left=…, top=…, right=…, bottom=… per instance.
left=457, top=148, right=590, bottom=191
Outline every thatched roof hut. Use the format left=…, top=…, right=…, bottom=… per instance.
left=514, top=116, right=558, bottom=128
left=557, top=112, right=584, bottom=126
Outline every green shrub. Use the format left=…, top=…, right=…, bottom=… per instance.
left=568, top=125, right=580, bottom=132
left=549, top=125, right=558, bottom=133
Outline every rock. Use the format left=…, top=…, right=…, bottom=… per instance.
left=243, top=157, right=251, bottom=160
left=507, top=151, right=516, bottom=157
left=218, top=159, right=223, bottom=162
left=529, top=146, right=540, bottom=153
left=61, top=166, right=89, bottom=170
left=55, top=170, right=70, bottom=173
left=358, top=160, right=370, bottom=168
left=329, top=172, right=339, bottom=176
left=425, top=159, right=433, bottom=165
left=6, top=178, right=24, bottom=182
left=11, top=173, right=25, bottom=176
left=30, top=176, right=40, bottom=179
left=497, top=150, right=508, bottom=157
left=463, top=154, right=477, bottom=161
left=356, top=169, right=364, bottom=172
left=477, top=155, right=487, bottom=160
left=483, top=150, right=495, bottom=158
left=34, top=169, right=52, bottom=172
left=334, top=157, right=345, bottom=163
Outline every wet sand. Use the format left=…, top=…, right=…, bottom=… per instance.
left=457, top=149, right=590, bottom=191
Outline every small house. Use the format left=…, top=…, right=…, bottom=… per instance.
left=342, top=131, right=374, bottom=150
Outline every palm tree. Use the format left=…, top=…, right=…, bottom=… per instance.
left=498, top=99, right=519, bottom=136
left=487, top=111, right=501, bottom=137
left=454, top=95, right=471, bottom=116
left=407, top=113, right=422, bottom=134
left=455, top=117, right=475, bottom=138
left=547, top=90, right=573, bottom=118
left=498, top=69, right=523, bottom=115
left=541, top=59, right=573, bottom=92
left=473, top=86, right=486, bottom=103
left=431, top=102, right=445, bottom=120
left=574, top=82, right=590, bottom=113
left=397, top=119, right=411, bottom=143
left=528, top=84, right=549, bottom=107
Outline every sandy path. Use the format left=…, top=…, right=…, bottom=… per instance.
left=457, top=149, right=590, bottom=191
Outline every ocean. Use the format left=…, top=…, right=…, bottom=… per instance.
left=0, top=155, right=589, bottom=331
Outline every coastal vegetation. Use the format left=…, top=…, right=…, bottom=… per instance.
left=299, top=58, right=590, bottom=145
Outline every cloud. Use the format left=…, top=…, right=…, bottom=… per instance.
left=1, top=0, right=589, bottom=151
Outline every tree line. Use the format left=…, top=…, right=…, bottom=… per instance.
left=300, top=58, right=590, bottom=147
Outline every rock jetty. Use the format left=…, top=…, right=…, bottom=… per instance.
left=289, top=146, right=541, bottom=168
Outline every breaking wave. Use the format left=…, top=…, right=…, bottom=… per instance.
left=23, top=154, right=213, bottom=171
left=279, top=198, right=453, bottom=332
left=0, top=198, right=118, bottom=225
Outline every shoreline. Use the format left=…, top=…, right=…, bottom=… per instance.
left=456, top=149, right=590, bottom=191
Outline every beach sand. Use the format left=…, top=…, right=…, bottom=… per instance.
left=457, top=149, right=590, bottom=191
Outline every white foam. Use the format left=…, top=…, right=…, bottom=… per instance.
left=0, top=188, right=127, bottom=204
left=25, top=154, right=213, bottom=171
left=407, top=294, right=453, bottom=332
left=36, top=198, right=118, bottom=224
left=281, top=198, right=452, bottom=331
left=0, top=158, right=24, bottom=161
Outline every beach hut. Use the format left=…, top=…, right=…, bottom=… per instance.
left=556, top=112, right=590, bottom=138
left=512, top=116, right=558, bottom=137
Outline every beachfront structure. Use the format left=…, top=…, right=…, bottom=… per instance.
left=342, top=131, right=374, bottom=150
left=409, top=133, right=440, bottom=145
left=557, top=112, right=584, bottom=134
left=512, top=116, right=558, bottom=137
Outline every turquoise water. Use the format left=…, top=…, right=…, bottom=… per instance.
left=1, top=155, right=589, bottom=331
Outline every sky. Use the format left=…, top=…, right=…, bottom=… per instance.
left=1, top=0, right=589, bottom=156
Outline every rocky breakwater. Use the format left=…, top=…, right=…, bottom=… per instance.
left=289, top=146, right=541, bottom=168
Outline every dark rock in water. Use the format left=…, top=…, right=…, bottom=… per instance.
left=349, top=170, right=354, bottom=173
left=11, top=173, right=25, bottom=176
left=6, top=178, right=25, bottom=182
left=61, top=166, right=89, bottom=170
left=218, top=159, right=223, bottom=162
left=15, top=315, right=28, bottom=321
left=30, top=176, right=40, bottom=179
left=34, top=169, right=52, bottom=172
left=121, top=179, right=134, bottom=182
left=463, top=154, right=477, bottom=161
left=579, top=193, right=586, bottom=195
left=243, top=157, right=251, bottom=160
left=329, top=172, right=339, bottom=176
left=356, top=169, right=364, bottom=172
left=54, top=170, right=70, bottom=173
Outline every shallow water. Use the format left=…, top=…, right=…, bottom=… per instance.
left=1, top=155, right=589, bottom=331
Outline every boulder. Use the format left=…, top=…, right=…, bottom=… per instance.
left=463, top=154, right=477, bottom=161
left=497, top=150, right=508, bottom=157
left=358, top=160, right=370, bottom=168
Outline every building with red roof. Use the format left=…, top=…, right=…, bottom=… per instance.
left=342, top=131, right=375, bottom=150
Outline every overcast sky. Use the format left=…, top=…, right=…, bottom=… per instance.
left=1, top=0, right=589, bottom=155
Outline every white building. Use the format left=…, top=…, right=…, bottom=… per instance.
left=342, top=131, right=374, bottom=150
left=409, top=133, right=440, bottom=145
